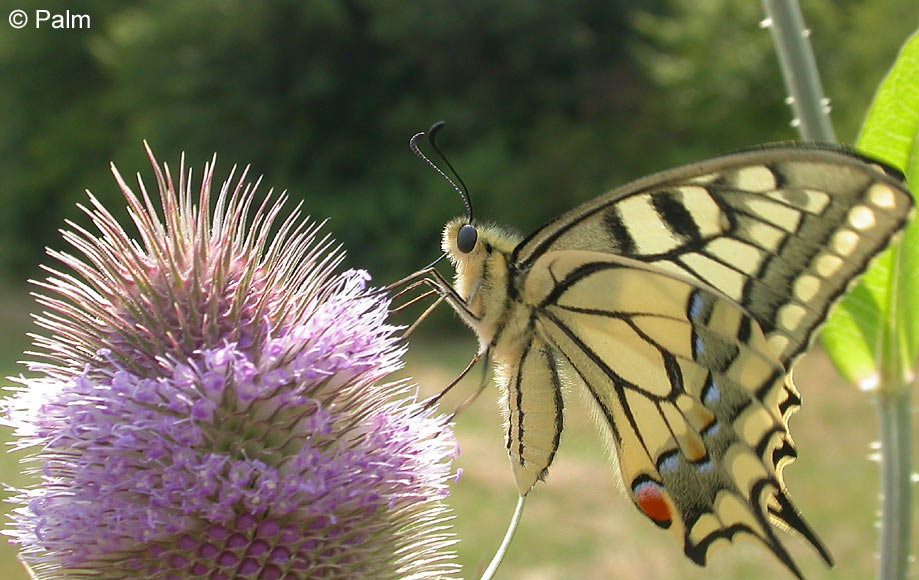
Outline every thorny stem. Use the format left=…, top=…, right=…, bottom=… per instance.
left=762, top=0, right=836, bottom=142
left=876, top=388, right=914, bottom=580
left=763, top=2, right=914, bottom=579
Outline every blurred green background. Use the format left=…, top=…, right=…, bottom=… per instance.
left=0, top=0, right=917, bottom=578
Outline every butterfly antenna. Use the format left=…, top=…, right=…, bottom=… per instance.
left=409, top=121, right=474, bottom=220
left=427, top=121, right=473, bottom=220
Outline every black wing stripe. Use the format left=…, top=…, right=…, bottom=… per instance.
left=544, top=348, right=565, bottom=479
left=769, top=491, right=834, bottom=565
left=507, top=339, right=533, bottom=457
left=603, top=206, right=637, bottom=255
left=506, top=337, right=566, bottom=483
left=652, top=191, right=702, bottom=242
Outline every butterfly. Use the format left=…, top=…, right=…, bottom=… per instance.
left=395, top=124, right=913, bottom=578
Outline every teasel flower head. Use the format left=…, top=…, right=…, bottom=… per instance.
left=2, top=144, right=459, bottom=580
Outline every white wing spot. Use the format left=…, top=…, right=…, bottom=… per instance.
left=736, top=406, right=775, bottom=452
left=765, top=188, right=830, bottom=214
left=688, top=513, right=723, bottom=546
left=868, top=183, right=897, bottom=209
left=831, top=229, right=860, bottom=256
left=767, top=333, right=789, bottom=356
left=721, top=453, right=768, bottom=498
left=677, top=186, right=724, bottom=236
left=734, top=166, right=777, bottom=192
left=793, top=274, right=820, bottom=302
left=799, top=189, right=831, bottom=212
left=848, top=205, right=876, bottom=231
left=688, top=172, right=721, bottom=185
left=617, top=195, right=682, bottom=254
left=814, top=253, right=843, bottom=277
left=778, top=303, right=807, bottom=332
left=801, top=189, right=830, bottom=214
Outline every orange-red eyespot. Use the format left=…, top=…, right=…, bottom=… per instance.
left=632, top=477, right=672, bottom=528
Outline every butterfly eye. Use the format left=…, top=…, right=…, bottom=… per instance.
left=457, top=224, right=478, bottom=253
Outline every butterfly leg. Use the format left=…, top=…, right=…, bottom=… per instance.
left=443, top=349, right=493, bottom=421
left=388, top=284, right=439, bottom=314
left=387, top=267, right=480, bottom=323
left=386, top=266, right=482, bottom=339
left=408, top=267, right=485, bottom=330
left=400, top=294, right=444, bottom=339
left=420, top=349, right=484, bottom=413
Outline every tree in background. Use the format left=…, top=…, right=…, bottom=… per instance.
left=1, top=0, right=915, bottom=282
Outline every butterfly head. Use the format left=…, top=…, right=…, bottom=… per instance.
left=442, top=217, right=521, bottom=279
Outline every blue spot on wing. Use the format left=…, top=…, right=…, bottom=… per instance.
left=702, top=378, right=720, bottom=405
left=695, top=458, right=714, bottom=473
left=658, top=452, right=680, bottom=473
left=701, top=421, right=721, bottom=438
left=689, top=292, right=705, bottom=321
left=693, top=334, right=705, bottom=358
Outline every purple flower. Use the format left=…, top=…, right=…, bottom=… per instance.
left=3, top=145, right=459, bottom=579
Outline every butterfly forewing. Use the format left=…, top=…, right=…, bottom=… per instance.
left=429, top=144, right=913, bottom=577
left=512, top=147, right=913, bottom=367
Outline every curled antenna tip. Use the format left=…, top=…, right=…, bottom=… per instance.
left=421, top=122, right=473, bottom=220
left=429, top=121, right=446, bottom=141
left=408, top=122, right=474, bottom=220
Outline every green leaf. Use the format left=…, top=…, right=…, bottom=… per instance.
left=821, top=31, right=919, bottom=391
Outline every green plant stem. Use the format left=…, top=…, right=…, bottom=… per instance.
left=764, top=2, right=914, bottom=579
left=876, top=387, right=913, bottom=580
left=762, top=0, right=836, bottom=142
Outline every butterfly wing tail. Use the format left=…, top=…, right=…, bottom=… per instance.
left=769, top=489, right=835, bottom=566
left=766, top=376, right=835, bottom=567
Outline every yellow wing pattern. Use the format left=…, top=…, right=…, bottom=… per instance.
left=522, top=250, right=830, bottom=577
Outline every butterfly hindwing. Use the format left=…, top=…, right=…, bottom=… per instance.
left=522, top=250, right=830, bottom=577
